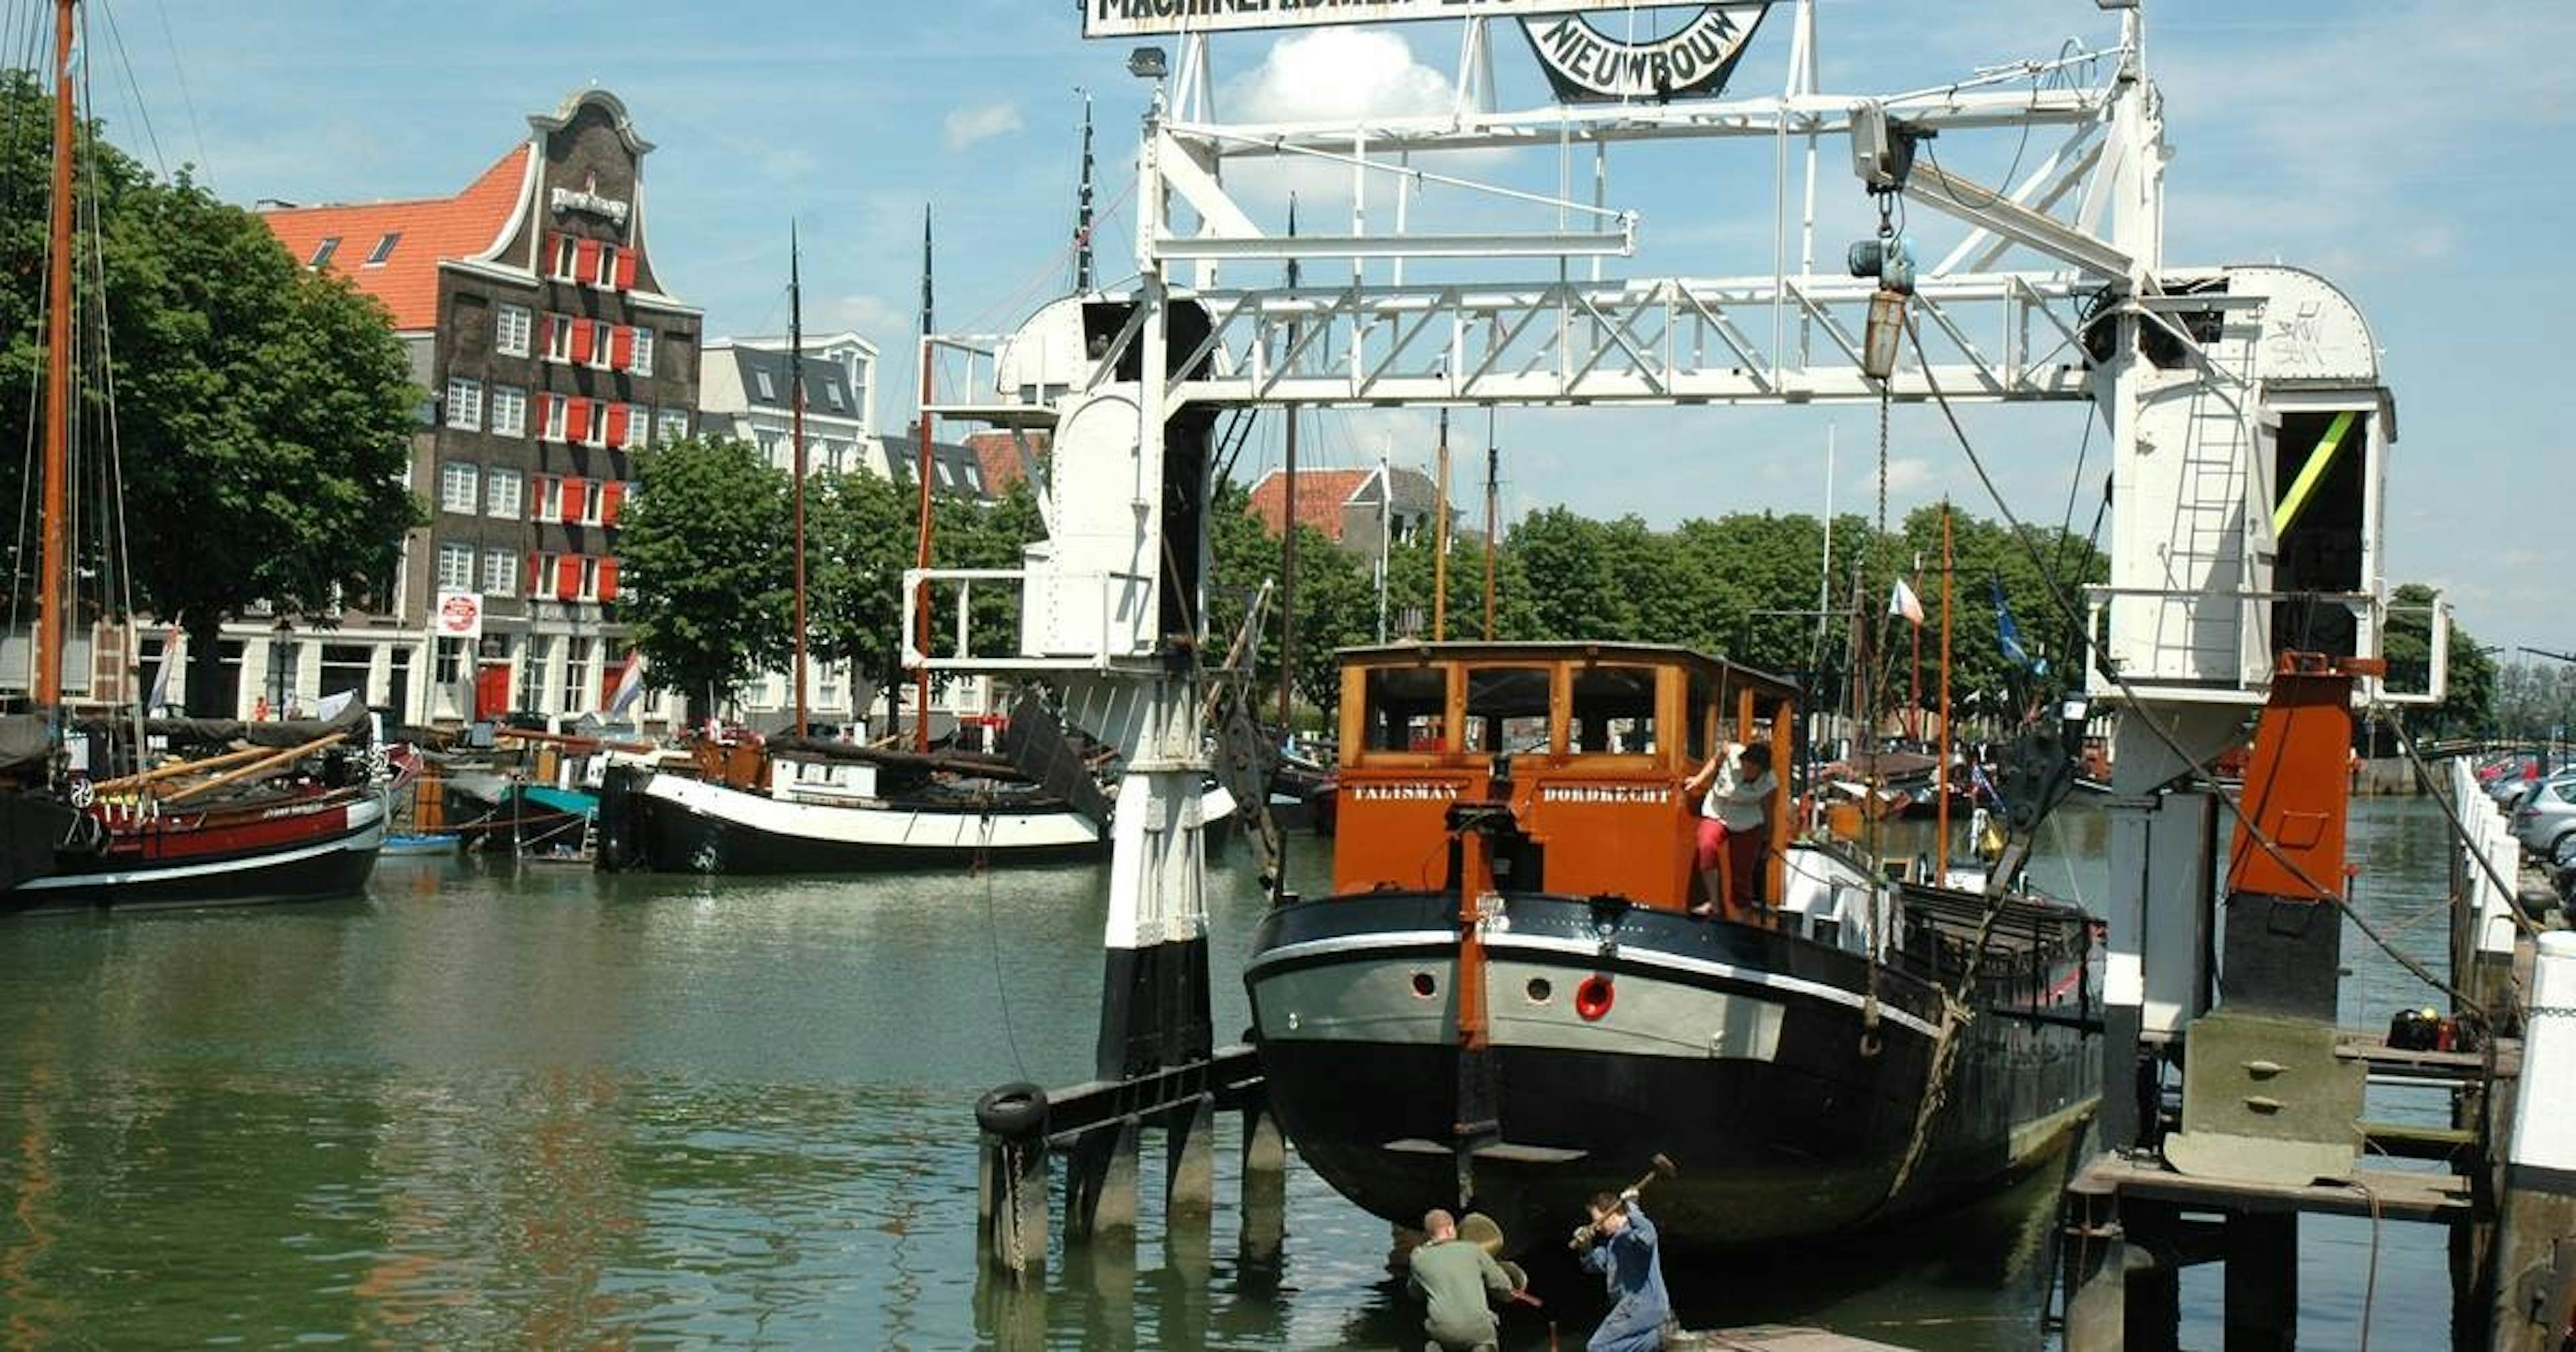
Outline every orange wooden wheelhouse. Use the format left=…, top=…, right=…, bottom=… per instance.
left=1329, top=642, right=1799, bottom=911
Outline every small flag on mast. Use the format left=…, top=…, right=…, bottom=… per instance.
left=144, top=623, right=182, bottom=712
left=1888, top=577, right=1925, bottom=626
left=607, top=650, right=648, bottom=717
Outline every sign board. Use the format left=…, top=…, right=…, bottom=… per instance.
left=435, top=590, right=485, bottom=642
left=1085, top=0, right=1705, bottom=40
left=1521, top=3, right=1765, bottom=103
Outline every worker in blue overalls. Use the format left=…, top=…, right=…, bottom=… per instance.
left=1574, top=1188, right=1671, bottom=1351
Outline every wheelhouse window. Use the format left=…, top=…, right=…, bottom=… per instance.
left=1359, top=666, right=1446, bottom=753
left=1462, top=667, right=1552, bottom=755
left=1570, top=665, right=1658, bottom=755
left=1687, top=670, right=1719, bottom=761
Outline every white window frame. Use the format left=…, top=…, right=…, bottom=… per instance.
left=657, top=410, right=688, bottom=445
left=496, top=304, right=532, bottom=357
left=580, top=557, right=601, bottom=602
left=632, top=327, right=655, bottom=378
left=542, top=396, right=566, bottom=441
left=564, top=636, right=595, bottom=713
left=596, top=243, right=621, bottom=290
left=490, top=385, right=527, bottom=439
left=543, top=313, right=572, bottom=363
left=439, top=461, right=480, bottom=514
left=553, top=235, right=579, bottom=280
left=590, top=325, right=616, bottom=373
left=435, top=541, right=474, bottom=592
left=486, top=467, right=523, bottom=519
left=582, top=480, right=606, bottom=526
left=482, top=546, right=517, bottom=598
left=445, top=377, right=483, bottom=432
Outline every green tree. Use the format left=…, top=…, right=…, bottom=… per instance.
left=806, top=467, right=916, bottom=711
left=0, top=72, right=423, bottom=712
left=619, top=437, right=793, bottom=716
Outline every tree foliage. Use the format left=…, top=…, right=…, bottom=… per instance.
left=2383, top=581, right=2494, bottom=740
left=0, top=72, right=423, bottom=711
left=619, top=437, right=794, bottom=714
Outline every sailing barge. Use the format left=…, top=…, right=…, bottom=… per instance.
left=1244, top=643, right=2099, bottom=1250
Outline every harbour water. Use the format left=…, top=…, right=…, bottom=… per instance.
left=0, top=799, right=2463, bottom=1347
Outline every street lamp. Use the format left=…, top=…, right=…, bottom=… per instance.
left=268, top=616, right=294, bottom=719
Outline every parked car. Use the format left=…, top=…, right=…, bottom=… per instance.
left=2512, top=777, right=2576, bottom=858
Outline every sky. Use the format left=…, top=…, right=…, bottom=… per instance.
left=46, top=0, right=2576, bottom=652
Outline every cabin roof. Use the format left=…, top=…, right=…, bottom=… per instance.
left=1336, top=640, right=1801, bottom=702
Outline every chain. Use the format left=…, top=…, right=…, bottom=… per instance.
left=1001, top=1139, right=1028, bottom=1274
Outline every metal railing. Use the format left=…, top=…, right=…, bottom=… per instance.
left=900, top=566, right=1159, bottom=673
left=2082, top=585, right=2449, bottom=706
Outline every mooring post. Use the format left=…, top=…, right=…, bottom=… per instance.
left=1166, top=1093, right=1216, bottom=1223
left=1240, top=1101, right=1288, bottom=1268
left=2490, top=932, right=2576, bottom=1349
left=973, top=1081, right=1053, bottom=1280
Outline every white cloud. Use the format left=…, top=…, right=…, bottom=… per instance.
left=1216, top=29, right=1466, bottom=209
left=943, top=101, right=1026, bottom=153
left=822, top=292, right=910, bottom=343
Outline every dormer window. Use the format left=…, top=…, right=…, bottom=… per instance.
left=754, top=370, right=776, bottom=401
left=309, top=237, right=341, bottom=268
left=364, top=231, right=401, bottom=266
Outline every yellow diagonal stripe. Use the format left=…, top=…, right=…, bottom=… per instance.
left=2271, top=410, right=2357, bottom=538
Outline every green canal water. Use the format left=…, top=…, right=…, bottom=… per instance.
left=0, top=800, right=2465, bottom=1347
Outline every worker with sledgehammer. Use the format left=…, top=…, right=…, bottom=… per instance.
left=1570, top=1156, right=1676, bottom=1351
left=1406, top=1208, right=1517, bottom=1351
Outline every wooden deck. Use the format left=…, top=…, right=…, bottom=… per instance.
left=2334, top=1029, right=2520, bottom=1082
left=1677, top=1327, right=1917, bottom=1352
left=2068, top=1153, right=2479, bottom=1225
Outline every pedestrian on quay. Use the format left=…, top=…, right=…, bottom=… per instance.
left=1575, top=1189, right=1672, bottom=1352
left=1406, top=1208, right=1515, bottom=1352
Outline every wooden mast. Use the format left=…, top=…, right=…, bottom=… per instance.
left=1275, top=198, right=1299, bottom=728
left=1431, top=408, right=1449, bottom=640
left=38, top=0, right=75, bottom=710
left=789, top=223, right=809, bottom=738
left=910, top=206, right=935, bottom=753
left=1935, top=505, right=1954, bottom=883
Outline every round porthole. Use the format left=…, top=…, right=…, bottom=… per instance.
left=1574, top=975, right=1615, bottom=1021
left=1525, top=977, right=1554, bottom=1004
left=1410, top=972, right=1438, bottom=999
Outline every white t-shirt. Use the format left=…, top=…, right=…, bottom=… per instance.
left=1701, top=746, right=1776, bottom=833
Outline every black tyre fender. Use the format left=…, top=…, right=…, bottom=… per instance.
left=975, top=1082, right=1049, bottom=1139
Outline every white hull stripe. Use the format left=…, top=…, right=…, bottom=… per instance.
left=649, top=774, right=1102, bottom=850
left=13, top=807, right=386, bottom=892
left=1248, top=927, right=1939, bottom=1039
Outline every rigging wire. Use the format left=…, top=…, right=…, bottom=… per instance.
left=94, top=0, right=166, bottom=181
left=145, top=0, right=203, bottom=185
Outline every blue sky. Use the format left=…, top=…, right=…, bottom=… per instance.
left=87, top=0, right=2576, bottom=649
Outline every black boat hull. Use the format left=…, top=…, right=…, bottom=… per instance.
left=3, top=791, right=387, bottom=914
left=1245, top=890, right=2098, bottom=1249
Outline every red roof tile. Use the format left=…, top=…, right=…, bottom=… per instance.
left=256, top=147, right=531, bottom=331
left=1246, top=467, right=1375, bottom=543
left=963, top=430, right=1038, bottom=496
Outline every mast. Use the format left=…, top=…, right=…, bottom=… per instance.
left=1481, top=411, right=1497, bottom=640
left=1908, top=552, right=1923, bottom=743
left=789, top=223, right=809, bottom=738
left=911, top=205, right=935, bottom=753
left=1275, top=196, right=1300, bottom=728
left=1375, top=447, right=1390, bottom=643
left=1073, top=92, right=1096, bottom=292
left=1432, top=408, right=1450, bottom=641
left=38, top=0, right=74, bottom=710
left=1935, top=505, right=1953, bottom=883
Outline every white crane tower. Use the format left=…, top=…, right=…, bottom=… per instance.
left=918, top=0, right=2445, bottom=1165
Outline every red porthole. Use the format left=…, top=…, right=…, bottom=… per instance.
left=1574, top=975, right=1615, bottom=1021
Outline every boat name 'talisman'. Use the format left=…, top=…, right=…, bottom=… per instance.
left=1349, top=782, right=1462, bottom=802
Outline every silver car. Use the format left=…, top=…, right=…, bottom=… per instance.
left=2513, top=777, right=2576, bottom=861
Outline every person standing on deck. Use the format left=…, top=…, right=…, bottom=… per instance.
left=1684, top=743, right=1777, bottom=921
left=1576, top=1190, right=1672, bottom=1351
left=1406, top=1208, right=1514, bottom=1352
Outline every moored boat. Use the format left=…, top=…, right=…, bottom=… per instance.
left=1244, top=642, right=2099, bottom=1251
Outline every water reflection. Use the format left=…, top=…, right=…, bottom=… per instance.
left=0, top=801, right=2470, bottom=1346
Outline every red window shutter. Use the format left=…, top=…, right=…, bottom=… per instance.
left=559, top=475, right=585, bottom=522
left=566, top=398, right=593, bottom=445
left=575, top=238, right=601, bottom=284
left=604, top=404, right=631, bottom=448
left=527, top=553, right=543, bottom=591
left=598, top=557, right=621, bottom=602
left=614, top=249, right=637, bottom=290
left=600, top=480, right=625, bottom=526
left=533, top=395, right=553, bottom=441
left=556, top=555, right=582, bottom=600
left=545, top=232, right=564, bottom=277
left=610, top=325, right=635, bottom=370
left=570, top=319, right=594, bottom=365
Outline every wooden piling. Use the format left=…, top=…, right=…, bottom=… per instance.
left=1165, top=1094, right=1215, bottom=1223
left=2489, top=932, right=2576, bottom=1349
left=977, top=1131, right=1049, bottom=1280
left=1241, top=1101, right=1287, bottom=1268
left=1067, top=1116, right=1141, bottom=1238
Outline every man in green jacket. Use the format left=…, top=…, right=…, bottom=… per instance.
left=1406, top=1208, right=1515, bottom=1351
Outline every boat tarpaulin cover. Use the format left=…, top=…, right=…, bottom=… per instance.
left=110, top=693, right=374, bottom=752
left=0, top=716, right=53, bottom=772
